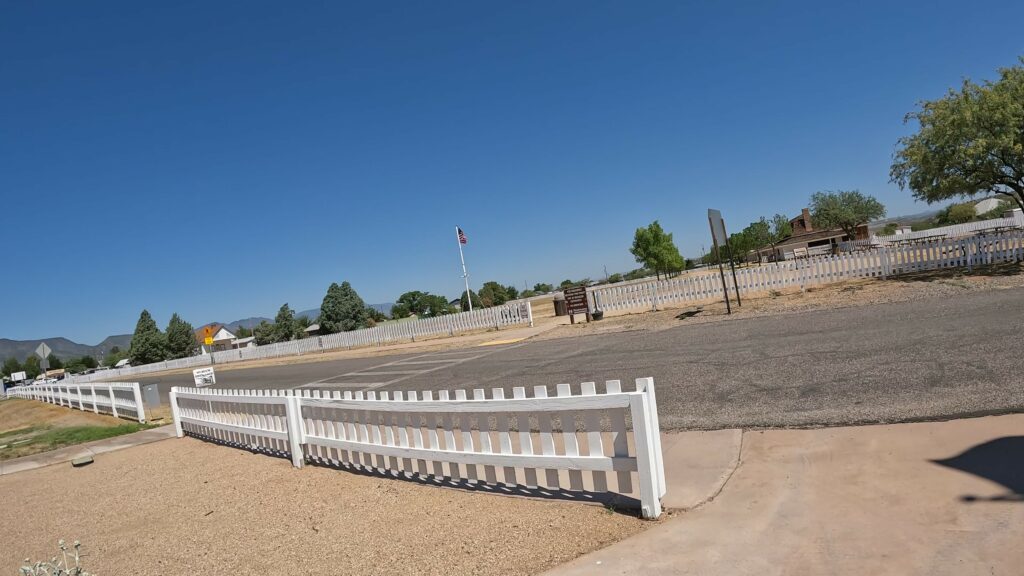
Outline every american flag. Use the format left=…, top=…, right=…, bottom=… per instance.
left=457, top=227, right=468, bottom=244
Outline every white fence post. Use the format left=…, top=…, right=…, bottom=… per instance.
left=285, top=394, right=305, bottom=468
left=526, top=301, right=534, bottom=327
left=630, top=390, right=662, bottom=520
left=133, top=384, right=147, bottom=423
left=170, top=388, right=183, bottom=438
left=108, top=385, right=118, bottom=419
left=637, top=377, right=666, bottom=499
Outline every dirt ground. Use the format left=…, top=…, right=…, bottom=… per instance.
left=0, top=398, right=123, bottom=434
left=0, top=437, right=650, bottom=575
left=538, top=262, right=1024, bottom=340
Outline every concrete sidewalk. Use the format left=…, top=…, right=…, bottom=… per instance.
left=0, top=425, right=177, bottom=476
left=548, top=414, right=1024, bottom=576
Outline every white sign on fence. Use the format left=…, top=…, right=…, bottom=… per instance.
left=192, top=367, right=216, bottom=387
left=12, top=371, right=27, bottom=382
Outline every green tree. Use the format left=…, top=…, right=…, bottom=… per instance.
left=165, top=313, right=198, bottom=359
left=253, top=321, right=275, bottom=345
left=45, top=353, right=63, bottom=370
left=2, top=357, right=22, bottom=377
left=364, top=306, right=386, bottom=323
left=624, top=268, right=651, bottom=281
left=272, top=303, right=297, bottom=343
left=891, top=58, right=1024, bottom=213
left=80, top=355, right=98, bottom=369
left=519, top=289, right=538, bottom=298
left=460, top=289, right=482, bottom=312
left=103, top=348, right=128, bottom=368
left=809, top=190, right=886, bottom=242
left=479, top=281, right=510, bottom=307
left=880, top=223, right=899, bottom=236
left=607, top=273, right=623, bottom=284
left=319, top=281, right=368, bottom=333
left=936, top=203, right=976, bottom=225
left=505, top=285, right=519, bottom=300
left=395, top=291, right=430, bottom=316
left=630, top=221, right=685, bottom=279
left=390, top=303, right=411, bottom=319
left=23, top=356, right=41, bottom=379
left=128, top=309, right=167, bottom=365
left=533, top=283, right=554, bottom=293
left=295, top=314, right=313, bottom=338
left=235, top=326, right=253, bottom=338
left=420, top=294, right=455, bottom=317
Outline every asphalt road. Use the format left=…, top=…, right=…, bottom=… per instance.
left=135, top=287, right=1024, bottom=430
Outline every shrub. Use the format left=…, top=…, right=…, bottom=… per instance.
left=21, top=540, right=90, bottom=575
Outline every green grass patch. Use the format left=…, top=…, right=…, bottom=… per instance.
left=0, top=425, right=42, bottom=439
left=0, top=422, right=157, bottom=460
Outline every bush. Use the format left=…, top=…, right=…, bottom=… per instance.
left=21, top=539, right=90, bottom=575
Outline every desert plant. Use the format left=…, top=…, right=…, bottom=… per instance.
left=20, top=540, right=91, bottom=575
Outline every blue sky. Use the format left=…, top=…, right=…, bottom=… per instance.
left=2, top=1, right=1022, bottom=343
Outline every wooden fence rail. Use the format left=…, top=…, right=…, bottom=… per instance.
left=6, top=382, right=147, bottom=423
left=170, top=378, right=666, bottom=519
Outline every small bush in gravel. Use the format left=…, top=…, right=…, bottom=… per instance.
left=20, top=540, right=91, bottom=576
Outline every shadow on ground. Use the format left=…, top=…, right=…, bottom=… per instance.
left=896, top=262, right=1024, bottom=283
left=932, top=436, right=1024, bottom=503
left=183, top=431, right=644, bottom=516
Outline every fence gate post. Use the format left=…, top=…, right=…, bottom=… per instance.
left=132, top=384, right=147, bottom=423
left=169, top=389, right=183, bottom=438
left=285, top=394, right=305, bottom=468
left=108, top=385, right=118, bottom=419
left=629, top=392, right=662, bottom=520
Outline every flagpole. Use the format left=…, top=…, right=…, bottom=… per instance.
left=457, top=226, right=473, bottom=312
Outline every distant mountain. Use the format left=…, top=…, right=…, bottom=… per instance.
left=0, top=335, right=131, bottom=362
left=222, top=317, right=272, bottom=332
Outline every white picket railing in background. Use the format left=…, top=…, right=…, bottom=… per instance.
left=170, top=377, right=666, bottom=518
left=7, top=382, right=147, bottom=423
left=69, top=302, right=533, bottom=384
left=590, top=229, right=1024, bottom=313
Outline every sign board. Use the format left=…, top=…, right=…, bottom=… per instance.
left=11, top=371, right=26, bottom=383
left=563, top=285, right=590, bottom=317
left=204, top=337, right=214, bottom=346
left=193, top=367, right=216, bottom=387
left=35, top=342, right=52, bottom=360
left=203, top=326, right=213, bottom=337
left=707, top=209, right=727, bottom=246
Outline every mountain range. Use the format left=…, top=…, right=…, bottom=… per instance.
left=0, top=334, right=132, bottom=362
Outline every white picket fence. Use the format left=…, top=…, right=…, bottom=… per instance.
left=6, top=382, right=147, bottom=423
left=590, top=229, right=1024, bottom=313
left=70, top=302, right=533, bottom=384
left=170, top=377, right=666, bottom=518
left=869, top=212, right=1024, bottom=245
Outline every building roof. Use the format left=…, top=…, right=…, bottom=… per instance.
left=305, top=323, right=320, bottom=333
left=194, top=324, right=223, bottom=344
left=774, top=228, right=851, bottom=248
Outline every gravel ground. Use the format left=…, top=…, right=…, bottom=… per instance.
left=538, top=263, right=1024, bottom=339
left=0, top=438, right=649, bottom=575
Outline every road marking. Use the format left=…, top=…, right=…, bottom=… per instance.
left=297, top=342, right=527, bottom=391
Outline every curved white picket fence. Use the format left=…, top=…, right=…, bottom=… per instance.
left=590, top=229, right=1024, bottom=313
left=69, top=302, right=533, bottom=384
left=170, top=377, right=665, bottom=519
left=7, top=382, right=146, bottom=423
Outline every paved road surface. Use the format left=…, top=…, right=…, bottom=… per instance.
left=135, top=287, right=1024, bottom=430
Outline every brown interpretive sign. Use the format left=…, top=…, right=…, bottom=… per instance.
left=563, top=285, right=591, bottom=324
